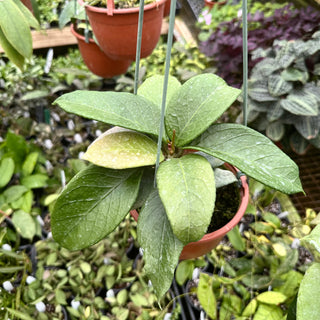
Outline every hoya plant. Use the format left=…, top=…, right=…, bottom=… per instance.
left=244, top=30, right=320, bottom=154
left=51, top=73, right=303, bottom=298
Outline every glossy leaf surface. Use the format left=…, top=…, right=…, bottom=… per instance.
left=52, top=165, right=142, bottom=250
left=156, top=154, right=215, bottom=243
left=189, top=123, right=303, bottom=194
left=165, top=74, right=241, bottom=146
left=83, top=130, right=164, bottom=169
left=54, top=91, right=160, bottom=137
left=137, top=190, right=183, bottom=298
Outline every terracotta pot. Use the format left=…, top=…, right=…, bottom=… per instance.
left=79, top=0, right=166, bottom=60
left=204, top=0, right=226, bottom=10
left=70, top=24, right=131, bottom=78
left=163, top=0, right=171, bottom=17
left=130, top=163, right=249, bottom=260
left=21, top=0, right=33, bottom=12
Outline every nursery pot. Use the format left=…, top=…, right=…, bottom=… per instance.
left=70, top=24, right=131, bottom=78
left=79, top=0, right=166, bottom=60
left=130, top=163, right=249, bottom=260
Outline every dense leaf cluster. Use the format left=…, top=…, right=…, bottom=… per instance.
left=199, top=5, right=320, bottom=87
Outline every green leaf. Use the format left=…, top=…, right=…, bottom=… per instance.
left=12, top=0, right=40, bottom=29
left=300, top=224, right=320, bottom=254
left=253, top=304, right=283, bottom=320
left=0, top=0, right=32, bottom=58
left=281, top=89, right=318, bottom=116
left=0, top=266, right=25, bottom=273
left=165, top=73, right=241, bottom=146
left=137, top=190, right=183, bottom=298
left=157, top=154, right=215, bottom=243
left=197, top=273, right=217, bottom=319
left=4, top=185, right=28, bottom=203
left=83, top=128, right=164, bottom=169
left=0, top=157, right=14, bottom=188
left=242, top=299, right=258, bottom=317
left=297, top=263, right=320, bottom=320
left=11, top=189, right=33, bottom=213
left=51, top=165, right=142, bottom=250
left=11, top=210, right=36, bottom=239
left=266, top=121, right=285, bottom=141
left=268, top=75, right=293, bottom=97
left=214, top=168, right=237, bottom=188
left=53, top=91, right=160, bottom=137
left=227, top=226, right=245, bottom=251
left=22, top=152, right=39, bottom=176
left=190, top=123, right=303, bottom=194
left=256, top=291, right=287, bottom=305
left=6, top=308, right=35, bottom=320
left=137, top=75, right=181, bottom=109
left=281, top=68, right=309, bottom=84
left=0, top=26, right=25, bottom=69
left=175, top=260, right=194, bottom=286
left=21, top=174, right=48, bottom=189
left=59, top=0, right=85, bottom=28
left=248, top=78, right=278, bottom=102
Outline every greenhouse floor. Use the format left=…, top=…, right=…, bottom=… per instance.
left=290, top=147, right=320, bottom=215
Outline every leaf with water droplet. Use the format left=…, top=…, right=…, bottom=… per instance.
left=83, top=129, right=164, bottom=169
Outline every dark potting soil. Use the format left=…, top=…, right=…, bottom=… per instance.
left=207, top=182, right=240, bottom=233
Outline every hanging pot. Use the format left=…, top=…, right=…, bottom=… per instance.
left=70, top=23, right=131, bottom=78
left=163, top=0, right=171, bottom=17
left=21, top=0, right=33, bottom=13
left=204, top=0, right=226, bottom=10
left=79, top=0, right=166, bottom=60
left=130, top=163, right=249, bottom=260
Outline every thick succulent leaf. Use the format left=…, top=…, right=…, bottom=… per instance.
left=281, top=68, right=309, bottom=84
left=137, top=190, right=183, bottom=298
left=53, top=91, right=160, bottom=137
left=297, top=263, right=320, bottom=320
left=281, top=89, right=318, bottom=116
left=248, top=79, right=278, bottom=102
left=137, top=75, right=181, bottom=109
left=266, top=121, right=285, bottom=141
left=83, top=129, right=164, bottom=169
left=0, top=26, right=25, bottom=70
left=268, top=75, right=293, bottom=97
left=156, top=154, right=215, bottom=244
left=0, top=0, right=32, bottom=58
left=51, top=165, right=142, bottom=250
left=293, top=114, right=320, bottom=140
left=165, top=73, right=241, bottom=147
left=189, top=123, right=303, bottom=194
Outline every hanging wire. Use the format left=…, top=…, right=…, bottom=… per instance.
left=134, top=0, right=145, bottom=95
left=154, top=0, right=177, bottom=182
left=242, top=0, right=248, bottom=126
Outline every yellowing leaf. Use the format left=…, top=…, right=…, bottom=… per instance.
left=256, top=291, right=287, bottom=305
left=272, top=243, right=287, bottom=257
left=83, top=129, right=164, bottom=169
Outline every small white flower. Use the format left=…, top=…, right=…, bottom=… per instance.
left=291, top=238, right=300, bottom=249
left=67, top=120, right=75, bottom=130
left=36, top=216, right=44, bottom=227
left=192, top=268, right=200, bottom=280
left=2, top=244, right=12, bottom=251
left=106, top=289, right=115, bottom=299
left=95, top=129, right=102, bottom=137
left=3, top=281, right=14, bottom=292
left=44, top=139, right=53, bottom=150
left=71, top=299, right=81, bottom=310
left=26, top=276, right=36, bottom=284
left=164, top=313, right=172, bottom=320
left=36, top=301, right=46, bottom=313
left=74, top=133, right=83, bottom=144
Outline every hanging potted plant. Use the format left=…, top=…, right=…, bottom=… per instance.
left=204, top=0, right=226, bottom=10
left=51, top=73, right=303, bottom=299
left=78, top=0, right=167, bottom=60
left=70, top=22, right=132, bottom=78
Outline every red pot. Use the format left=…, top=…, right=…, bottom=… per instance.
left=130, top=163, right=249, bottom=260
left=79, top=0, right=166, bottom=60
left=70, top=24, right=131, bottom=78
left=21, top=0, right=33, bottom=12
left=204, top=0, right=226, bottom=10
left=163, top=0, right=171, bottom=17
